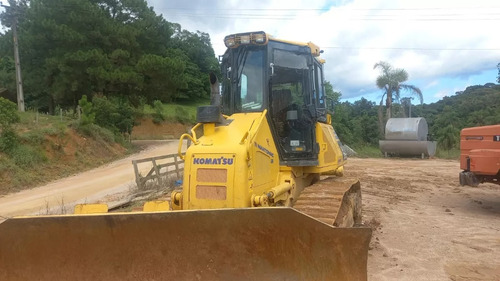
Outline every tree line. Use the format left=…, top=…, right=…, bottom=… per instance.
left=329, top=82, right=500, bottom=150
left=0, top=0, right=219, bottom=113
left=0, top=1, right=498, bottom=152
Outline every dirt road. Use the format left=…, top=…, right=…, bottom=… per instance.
left=346, top=158, right=500, bottom=281
left=0, top=141, right=181, bottom=219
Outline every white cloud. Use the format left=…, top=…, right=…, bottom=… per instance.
left=425, top=80, right=439, bottom=89
left=150, top=0, right=500, bottom=100
left=433, top=90, right=450, bottom=99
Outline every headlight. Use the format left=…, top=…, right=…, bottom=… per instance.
left=240, top=35, right=250, bottom=44
left=224, top=31, right=268, bottom=48
left=254, top=33, right=266, bottom=43
left=224, top=36, right=236, bottom=48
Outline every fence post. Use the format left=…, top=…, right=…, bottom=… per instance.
left=132, top=160, right=141, bottom=189
left=77, top=105, right=81, bottom=121
left=174, top=155, right=180, bottom=179
left=152, top=159, right=162, bottom=186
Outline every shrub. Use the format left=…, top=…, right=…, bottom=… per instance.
left=78, top=95, right=95, bottom=125
left=20, top=130, right=46, bottom=145
left=437, top=124, right=460, bottom=150
left=75, top=123, right=115, bottom=143
left=0, top=97, right=20, bottom=129
left=174, top=106, right=194, bottom=124
left=0, top=98, right=20, bottom=152
left=9, top=144, right=47, bottom=168
left=0, top=128, right=18, bottom=152
left=113, top=100, right=135, bottom=134
left=81, top=95, right=135, bottom=136
left=152, top=100, right=165, bottom=124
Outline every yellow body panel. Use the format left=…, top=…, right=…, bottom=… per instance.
left=143, top=201, right=170, bottom=212
left=178, top=111, right=280, bottom=210
left=304, top=122, right=346, bottom=175
left=74, top=204, right=108, bottom=214
left=176, top=110, right=346, bottom=210
left=268, top=36, right=322, bottom=57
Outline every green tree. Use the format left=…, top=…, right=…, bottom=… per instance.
left=78, top=95, right=95, bottom=125
left=374, top=61, right=423, bottom=135
left=0, top=97, right=20, bottom=151
left=0, top=56, right=16, bottom=98
left=324, top=81, right=341, bottom=108
left=136, top=51, right=187, bottom=102
left=0, top=96, right=19, bottom=129
left=412, top=83, right=500, bottom=143
left=497, top=63, right=500, bottom=83
left=92, top=96, right=135, bottom=134
left=0, top=0, right=218, bottom=111
left=438, top=124, right=459, bottom=150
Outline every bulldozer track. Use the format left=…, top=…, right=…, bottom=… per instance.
left=293, top=177, right=361, bottom=227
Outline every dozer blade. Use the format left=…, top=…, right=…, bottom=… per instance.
left=0, top=208, right=371, bottom=281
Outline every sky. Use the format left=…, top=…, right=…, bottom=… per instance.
left=149, top=0, right=500, bottom=105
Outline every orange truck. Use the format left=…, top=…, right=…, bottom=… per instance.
left=459, top=124, right=500, bottom=186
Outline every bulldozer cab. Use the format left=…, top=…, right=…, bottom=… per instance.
left=220, top=32, right=328, bottom=166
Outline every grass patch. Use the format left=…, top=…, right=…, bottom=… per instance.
left=2, top=116, right=132, bottom=194
left=435, top=148, right=460, bottom=160
left=74, top=123, right=115, bottom=143
left=142, top=98, right=209, bottom=124
left=351, top=145, right=383, bottom=158
left=18, top=110, right=74, bottom=129
left=9, top=144, right=48, bottom=168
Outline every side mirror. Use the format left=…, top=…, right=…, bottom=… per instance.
left=209, top=72, right=220, bottom=106
left=326, top=98, right=335, bottom=114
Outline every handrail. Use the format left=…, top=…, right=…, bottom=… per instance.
left=178, top=133, right=199, bottom=160
left=189, top=123, right=202, bottom=140
left=177, top=123, right=203, bottom=160
left=240, top=110, right=267, bottom=145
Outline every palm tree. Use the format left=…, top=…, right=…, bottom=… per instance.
left=374, top=61, right=423, bottom=135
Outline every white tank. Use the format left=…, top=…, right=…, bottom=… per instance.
left=385, top=118, right=428, bottom=141
left=379, top=140, right=437, bottom=157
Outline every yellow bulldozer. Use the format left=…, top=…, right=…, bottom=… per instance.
left=0, top=31, right=371, bottom=280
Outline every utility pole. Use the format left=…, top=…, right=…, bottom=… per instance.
left=408, top=97, right=413, bottom=118
left=402, top=97, right=414, bottom=118
left=1, top=1, right=25, bottom=111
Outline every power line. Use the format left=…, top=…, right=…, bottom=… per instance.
left=2, top=3, right=498, bottom=22
left=321, top=47, right=500, bottom=51
left=168, top=14, right=500, bottom=21
left=211, top=43, right=500, bottom=52
left=160, top=7, right=500, bottom=11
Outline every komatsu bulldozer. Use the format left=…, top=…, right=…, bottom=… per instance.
left=0, top=31, right=371, bottom=281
